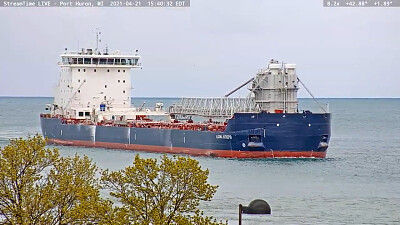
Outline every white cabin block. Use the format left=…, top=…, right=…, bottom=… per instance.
left=53, top=48, right=141, bottom=119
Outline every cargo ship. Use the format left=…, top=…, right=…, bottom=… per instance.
left=40, top=41, right=331, bottom=158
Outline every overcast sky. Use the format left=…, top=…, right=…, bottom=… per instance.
left=0, top=0, right=399, bottom=98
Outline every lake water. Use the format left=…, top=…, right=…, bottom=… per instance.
left=0, top=97, right=399, bottom=224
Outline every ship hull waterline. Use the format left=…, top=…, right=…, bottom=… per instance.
left=47, top=138, right=327, bottom=158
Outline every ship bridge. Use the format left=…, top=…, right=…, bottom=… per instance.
left=60, top=48, right=141, bottom=68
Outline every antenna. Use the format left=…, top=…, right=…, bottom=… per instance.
left=95, top=28, right=101, bottom=52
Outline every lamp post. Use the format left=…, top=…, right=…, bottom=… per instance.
left=239, top=204, right=243, bottom=225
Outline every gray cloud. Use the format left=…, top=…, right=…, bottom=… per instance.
left=0, top=1, right=399, bottom=97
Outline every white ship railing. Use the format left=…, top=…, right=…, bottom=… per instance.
left=62, top=51, right=140, bottom=56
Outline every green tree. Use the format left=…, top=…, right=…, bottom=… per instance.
left=101, top=154, right=226, bottom=225
left=0, top=135, right=111, bottom=224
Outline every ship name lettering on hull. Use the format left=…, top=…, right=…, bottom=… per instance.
left=216, top=135, right=232, bottom=139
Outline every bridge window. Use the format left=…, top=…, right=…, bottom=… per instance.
left=121, top=59, right=126, bottom=65
left=93, top=58, right=99, bottom=64
left=84, top=58, right=91, bottom=64
left=85, top=112, right=90, bottom=116
left=72, top=58, right=77, bottom=64
left=100, top=58, right=107, bottom=64
left=107, top=58, right=114, bottom=65
left=115, top=58, right=121, bottom=65
left=78, top=58, right=83, bottom=64
left=78, top=112, right=84, bottom=117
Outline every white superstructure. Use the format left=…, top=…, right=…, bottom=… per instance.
left=49, top=46, right=167, bottom=121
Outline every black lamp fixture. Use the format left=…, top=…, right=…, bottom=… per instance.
left=239, top=199, right=271, bottom=225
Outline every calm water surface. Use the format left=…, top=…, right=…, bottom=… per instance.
left=0, top=97, right=399, bottom=224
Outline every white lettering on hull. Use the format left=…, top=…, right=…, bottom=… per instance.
left=216, top=135, right=232, bottom=139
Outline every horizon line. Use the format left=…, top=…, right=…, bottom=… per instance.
left=0, top=96, right=399, bottom=99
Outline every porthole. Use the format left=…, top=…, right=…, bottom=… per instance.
left=105, top=85, right=107, bottom=88
left=118, top=70, right=120, bottom=72
left=78, top=79, right=80, bottom=82
left=78, top=90, right=80, bottom=93
left=107, top=69, right=110, bottom=72
left=94, top=69, right=96, bottom=72
left=118, top=80, right=120, bottom=83
left=123, top=70, right=125, bottom=73
left=123, top=90, right=125, bottom=93
left=277, top=123, right=280, bottom=127
left=83, top=69, right=86, bottom=72
left=78, top=69, right=80, bottom=72
left=123, top=80, right=125, bottom=83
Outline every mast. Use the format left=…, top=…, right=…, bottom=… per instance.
left=95, top=28, right=101, bottom=53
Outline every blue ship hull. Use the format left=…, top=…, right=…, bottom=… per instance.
left=40, top=112, right=331, bottom=158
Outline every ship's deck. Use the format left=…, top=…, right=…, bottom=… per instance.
left=40, top=114, right=227, bottom=132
